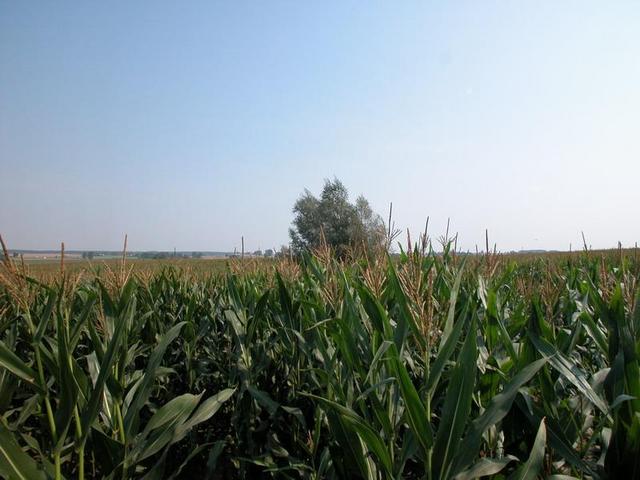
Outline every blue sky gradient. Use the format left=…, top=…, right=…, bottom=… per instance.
left=1, top=2, right=639, bottom=252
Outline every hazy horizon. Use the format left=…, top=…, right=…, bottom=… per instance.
left=2, top=2, right=639, bottom=253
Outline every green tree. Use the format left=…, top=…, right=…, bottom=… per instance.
left=289, top=179, right=385, bottom=257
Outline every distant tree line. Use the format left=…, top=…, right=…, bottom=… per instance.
left=135, top=252, right=204, bottom=260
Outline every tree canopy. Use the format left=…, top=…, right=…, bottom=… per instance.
left=289, top=179, right=385, bottom=257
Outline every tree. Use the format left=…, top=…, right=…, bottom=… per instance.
left=289, top=179, right=385, bottom=257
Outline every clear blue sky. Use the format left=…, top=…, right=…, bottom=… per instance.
left=1, top=2, right=638, bottom=252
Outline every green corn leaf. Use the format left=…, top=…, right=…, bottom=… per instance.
left=276, top=272, right=294, bottom=323
left=247, top=385, right=279, bottom=416
left=0, top=424, right=47, bottom=480
left=433, top=317, right=478, bottom=480
left=508, top=418, right=546, bottom=480
left=364, top=340, right=394, bottom=386
left=145, top=387, right=233, bottom=462
left=135, top=394, right=201, bottom=463
left=139, top=450, right=168, bottom=480
left=359, top=284, right=392, bottom=338
left=69, top=294, right=96, bottom=349
left=0, top=340, right=44, bottom=394
left=493, top=307, right=519, bottom=364
left=165, top=442, right=214, bottom=480
left=98, top=280, right=117, bottom=319
left=529, top=330, right=609, bottom=414
left=514, top=394, right=594, bottom=475
left=303, top=393, right=393, bottom=478
left=442, top=258, right=466, bottom=342
left=325, top=409, right=372, bottom=479
left=205, top=440, right=226, bottom=478
left=176, top=387, right=235, bottom=439
left=32, top=290, right=56, bottom=344
left=118, top=277, right=138, bottom=313
left=142, top=393, right=202, bottom=436
left=79, top=304, right=131, bottom=446
left=579, top=311, right=608, bottom=356
left=90, top=426, right=124, bottom=474
left=53, top=309, right=77, bottom=451
left=633, top=289, right=640, bottom=337
left=451, top=357, right=547, bottom=475
left=387, top=344, right=434, bottom=454
left=425, top=307, right=469, bottom=396
left=386, top=259, right=426, bottom=351
left=453, top=455, right=517, bottom=480
left=124, top=321, right=186, bottom=436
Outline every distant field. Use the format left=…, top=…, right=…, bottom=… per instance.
left=19, top=256, right=259, bottom=279
left=15, top=247, right=639, bottom=280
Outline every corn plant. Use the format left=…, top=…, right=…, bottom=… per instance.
left=0, top=242, right=638, bottom=478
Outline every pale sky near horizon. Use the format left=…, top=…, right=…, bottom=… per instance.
left=1, top=2, right=639, bottom=252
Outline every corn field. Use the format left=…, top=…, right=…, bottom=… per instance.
left=0, top=242, right=639, bottom=479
